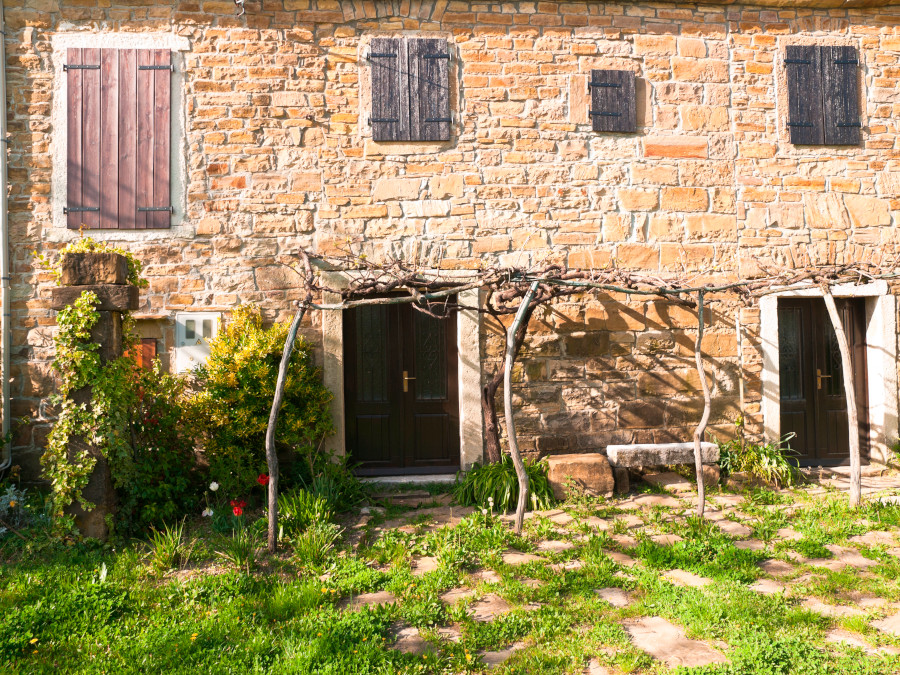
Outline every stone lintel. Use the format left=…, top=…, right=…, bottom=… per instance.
left=60, top=252, right=129, bottom=286
left=607, top=442, right=719, bottom=467
left=51, top=285, right=139, bottom=312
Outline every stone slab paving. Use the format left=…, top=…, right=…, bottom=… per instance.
left=580, top=516, right=611, bottom=530
left=623, top=616, right=727, bottom=668
left=758, top=559, right=794, bottom=577
left=344, top=590, right=397, bottom=610
left=471, top=594, right=513, bottom=622
left=850, top=531, right=898, bottom=547
left=550, top=512, right=575, bottom=526
left=502, top=551, right=543, bottom=565
left=440, top=587, right=476, bottom=605
left=801, top=599, right=866, bottom=619
left=632, top=494, right=684, bottom=509
left=605, top=551, right=639, bottom=567
left=712, top=494, right=745, bottom=508
left=412, top=556, right=439, bottom=576
left=826, top=545, right=879, bottom=569
left=537, top=540, right=577, bottom=553
left=471, top=569, right=502, bottom=584
left=435, top=623, right=463, bottom=643
left=650, top=534, right=683, bottom=546
left=393, top=625, right=433, bottom=655
left=550, top=559, right=585, bottom=573
left=611, top=534, right=638, bottom=549
left=584, top=659, right=617, bottom=674
left=774, top=528, right=803, bottom=541
left=735, top=539, right=766, bottom=551
left=663, top=569, right=713, bottom=588
left=643, top=472, right=694, bottom=493
left=872, top=612, right=900, bottom=637
left=480, top=641, right=526, bottom=669
left=826, top=629, right=900, bottom=656
left=595, top=587, right=632, bottom=608
left=715, top=519, right=753, bottom=538
left=749, top=578, right=786, bottom=595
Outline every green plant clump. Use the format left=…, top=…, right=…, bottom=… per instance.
left=189, top=305, right=335, bottom=496
left=278, top=488, right=334, bottom=540
left=718, top=425, right=801, bottom=489
left=454, top=454, right=555, bottom=512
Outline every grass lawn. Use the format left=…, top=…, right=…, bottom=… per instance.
left=2, top=479, right=900, bottom=674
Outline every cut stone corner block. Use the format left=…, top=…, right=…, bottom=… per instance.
left=545, top=452, right=615, bottom=501
left=606, top=442, right=719, bottom=468
left=59, top=252, right=129, bottom=286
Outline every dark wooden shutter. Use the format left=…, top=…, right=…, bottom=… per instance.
left=589, top=69, right=636, bottom=133
left=408, top=38, right=451, bottom=142
left=67, top=48, right=171, bottom=229
left=822, top=46, right=861, bottom=146
left=785, top=45, right=825, bottom=145
left=370, top=37, right=407, bottom=142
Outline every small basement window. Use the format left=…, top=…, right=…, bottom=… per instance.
left=785, top=45, right=861, bottom=146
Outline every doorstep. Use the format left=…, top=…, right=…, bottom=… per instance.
left=360, top=474, right=457, bottom=485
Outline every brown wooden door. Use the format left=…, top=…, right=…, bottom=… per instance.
left=344, top=302, right=460, bottom=475
left=778, top=298, right=868, bottom=465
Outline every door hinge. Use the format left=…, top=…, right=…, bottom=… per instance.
left=64, top=64, right=100, bottom=71
left=63, top=206, right=99, bottom=214
left=137, top=206, right=174, bottom=212
left=590, top=111, right=621, bottom=117
left=138, top=64, right=174, bottom=71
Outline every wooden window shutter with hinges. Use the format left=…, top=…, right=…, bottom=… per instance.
left=66, top=48, right=172, bottom=229
left=589, top=69, right=636, bottom=134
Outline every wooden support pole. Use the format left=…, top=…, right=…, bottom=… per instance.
left=822, top=290, right=862, bottom=507
left=504, top=280, right=539, bottom=534
left=693, top=290, right=711, bottom=518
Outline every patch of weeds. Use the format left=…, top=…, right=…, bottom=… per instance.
left=146, top=518, right=192, bottom=574
left=524, top=515, right=556, bottom=541
left=293, top=522, right=342, bottom=569
left=215, top=525, right=258, bottom=574
left=793, top=537, right=832, bottom=559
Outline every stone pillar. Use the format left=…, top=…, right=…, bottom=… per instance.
left=50, top=252, right=139, bottom=539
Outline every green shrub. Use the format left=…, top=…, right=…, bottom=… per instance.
left=216, top=525, right=259, bottom=574
left=146, top=519, right=192, bottom=573
left=453, top=454, right=555, bottom=513
left=116, top=362, right=203, bottom=534
left=189, top=305, right=334, bottom=496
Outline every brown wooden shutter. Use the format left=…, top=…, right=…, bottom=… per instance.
left=589, top=69, right=636, bottom=133
left=785, top=45, right=825, bottom=145
left=67, top=48, right=171, bottom=229
left=822, top=46, right=861, bottom=146
left=126, top=338, right=158, bottom=370
left=370, top=37, right=407, bottom=142
left=408, top=38, right=451, bottom=142
left=66, top=48, right=101, bottom=229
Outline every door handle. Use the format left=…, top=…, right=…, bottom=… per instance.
left=403, top=370, right=416, bottom=393
left=816, top=368, right=832, bottom=390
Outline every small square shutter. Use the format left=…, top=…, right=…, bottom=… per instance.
left=408, top=38, right=451, bottom=142
left=370, top=37, right=407, bottom=142
left=589, top=70, right=636, bottom=133
left=785, top=45, right=825, bottom=145
left=822, top=45, right=861, bottom=146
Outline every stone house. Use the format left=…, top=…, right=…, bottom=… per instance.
left=4, top=0, right=900, bottom=481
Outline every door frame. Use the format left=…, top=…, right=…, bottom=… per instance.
left=761, top=280, right=898, bottom=465
left=319, top=271, right=484, bottom=472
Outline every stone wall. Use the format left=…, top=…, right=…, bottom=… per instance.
left=5, top=0, right=900, bottom=473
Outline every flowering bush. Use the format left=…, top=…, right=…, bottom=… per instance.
left=188, top=305, right=334, bottom=497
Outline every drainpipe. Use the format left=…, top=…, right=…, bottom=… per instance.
left=0, top=1, right=10, bottom=472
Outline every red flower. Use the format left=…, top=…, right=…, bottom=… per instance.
left=257, top=474, right=270, bottom=486
left=232, top=506, right=243, bottom=517
left=229, top=499, right=247, bottom=508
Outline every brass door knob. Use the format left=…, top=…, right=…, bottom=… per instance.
left=403, top=370, right=416, bottom=393
left=816, top=368, right=832, bottom=390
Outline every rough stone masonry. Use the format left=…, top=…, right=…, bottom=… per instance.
left=5, top=0, right=900, bottom=478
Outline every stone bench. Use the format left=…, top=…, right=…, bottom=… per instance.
left=606, top=443, right=720, bottom=493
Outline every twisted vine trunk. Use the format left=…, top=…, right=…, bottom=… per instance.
left=264, top=252, right=314, bottom=553
left=482, top=307, right=536, bottom=465
left=822, top=290, right=862, bottom=507
left=504, top=280, right=540, bottom=534
left=692, top=291, right=711, bottom=518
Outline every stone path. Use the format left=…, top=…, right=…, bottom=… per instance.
left=872, top=612, right=900, bottom=637
left=471, top=594, right=512, bottom=622
left=393, top=624, right=432, bottom=655
left=643, top=472, right=694, bottom=493
left=502, top=550, right=542, bottom=565
left=758, top=559, right=794, bottom=578
left=623, top=616, right=727, bottom=668
left=344, top=590, right=396, bottom=610
left=595, top=587, right=632, bottom=608
left=663, top=569, right=713, bottom=588
left=480, top=641, right=526, bottom=668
